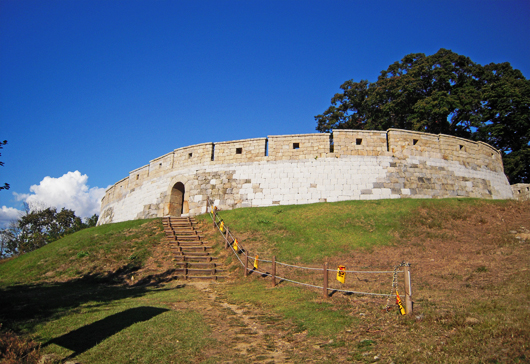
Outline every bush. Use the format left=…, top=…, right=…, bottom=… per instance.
left=0, top=329, right=41, bottom=364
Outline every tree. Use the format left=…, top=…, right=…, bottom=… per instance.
left=315, top=48, right=530, bottom=183
left=0, top=227, right=16, bottom=258
left=1, top=204, right=99, bottom=256
left=1, top=221, right=22, bottom=258
left=0, top=140, right=9, bottom=191
left=84, top=214, right=99, bottom=228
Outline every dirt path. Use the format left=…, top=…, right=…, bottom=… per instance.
left=184, top=281, right=321, bottom=363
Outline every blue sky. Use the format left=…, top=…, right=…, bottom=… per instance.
left=1, top=0, right=529, bottom=224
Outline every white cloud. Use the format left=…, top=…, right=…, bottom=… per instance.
left=13, top=171, right=106, bottom=218
left=0, top=206, right=24, bottom=227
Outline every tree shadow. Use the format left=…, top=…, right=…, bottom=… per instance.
left=0, top=269, right=185, bottom=333
left=43, top=306, right=168, bottom=360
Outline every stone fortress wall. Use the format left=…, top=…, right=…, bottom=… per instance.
left=511, top=183, right=530, bottom=201
left=98, top=129, right=513, bottom=225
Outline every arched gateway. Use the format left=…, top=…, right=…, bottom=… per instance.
left=168, top=182, right=186, bottom=217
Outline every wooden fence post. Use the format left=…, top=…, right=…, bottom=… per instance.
left=224, top=227, right=229, bottom=249
left=271, top=256, right=276, bottom=287
left=244, top=254, right=248, bottom=277
left=323, top=262, right=328, bottom=299
left=404, top=265, right=413, bottom=315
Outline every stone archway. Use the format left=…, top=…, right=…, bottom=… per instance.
left=169, top=182, right=185, bottom=217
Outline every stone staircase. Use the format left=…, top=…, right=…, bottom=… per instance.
left=163, top=217, right=225, bottom=280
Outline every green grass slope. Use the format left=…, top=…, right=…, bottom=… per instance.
left=195, top=198, right=508, bottom=262
left=0, top=219, right=164, bottom=286
left=1, top=199, right=529, bottom=363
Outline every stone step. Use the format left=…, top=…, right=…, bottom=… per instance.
left=173, top=268, right=225, bottom=275
left=163, top=216, right=224, bottom=281
left=172, top=251, right=212, bottom=256
left=174, top=275, right=227, bottom=281
left=163, top=224, right=200, bottom=229
left=163, top=219, right=198, bottom=222
left=164, top=232, right=204, bottom=237
left=164, top=228, right=203, bottom=233
left=174, top=262, right=219, bottom=268
left=172, top=253, right=214, bottom=258
left=163, top=228, right=201, bottom=232
left=163, top=225, right=198, bottom=229
left=163, top=222, right=199, bottom=227
left=169, top=244, right=212, bottom=249
left=170, top=246, right=213, bottom=252
left=168, top=243, right=211, bottom=248
left=167, top=241, right=210, bottom=246
left=165, top=237, right=205, bottom=242
left=167, top=240, right=207, bottom=245
left=172, top=256, right=218, bottom=262
left=164, top=231, right=203, bottom=237
left=166, top=238, right=205, bottom=243
left=167, top=239, right=205, bottom=243
left=166, top=241, right=207, bottom=245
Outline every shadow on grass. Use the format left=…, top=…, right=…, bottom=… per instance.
left=44, top=306, right=169, bottom=359
left=0, top=269, right=185, bottom=333
left=245, top=268, right=289, bottom=287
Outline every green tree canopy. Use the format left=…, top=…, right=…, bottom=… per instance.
left=0, top=205, right=98, bottom=257
left=315, top=48, right=530, bottom=183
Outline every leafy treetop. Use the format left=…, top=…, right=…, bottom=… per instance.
left=0, top=205, right=99, bottom=257
left=315, top=49, right=530, bottom=183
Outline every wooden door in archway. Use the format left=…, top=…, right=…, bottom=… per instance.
left=169, top=182, right=185, bottom=217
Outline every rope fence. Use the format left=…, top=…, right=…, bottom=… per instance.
left=206, top=198, right=413, bottom=314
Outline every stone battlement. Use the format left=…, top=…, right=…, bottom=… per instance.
left=98, top=129, right=512, bottom=225
left=512, top=184, right=530, bottom=201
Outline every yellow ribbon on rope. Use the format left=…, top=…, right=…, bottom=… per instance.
left=396, top=290, right=406, bottom=315
left=336, top=265, right=346, bottom=283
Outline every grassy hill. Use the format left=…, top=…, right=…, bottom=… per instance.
left=1, top=199, right=529, bottom=363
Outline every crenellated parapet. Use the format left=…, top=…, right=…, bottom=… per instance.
left=512, top=184, right=530, bottom=201
left=98, top=129, right=513, bottom=225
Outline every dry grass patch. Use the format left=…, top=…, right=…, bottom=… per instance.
left=200, top=199, right=530, bottom=363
